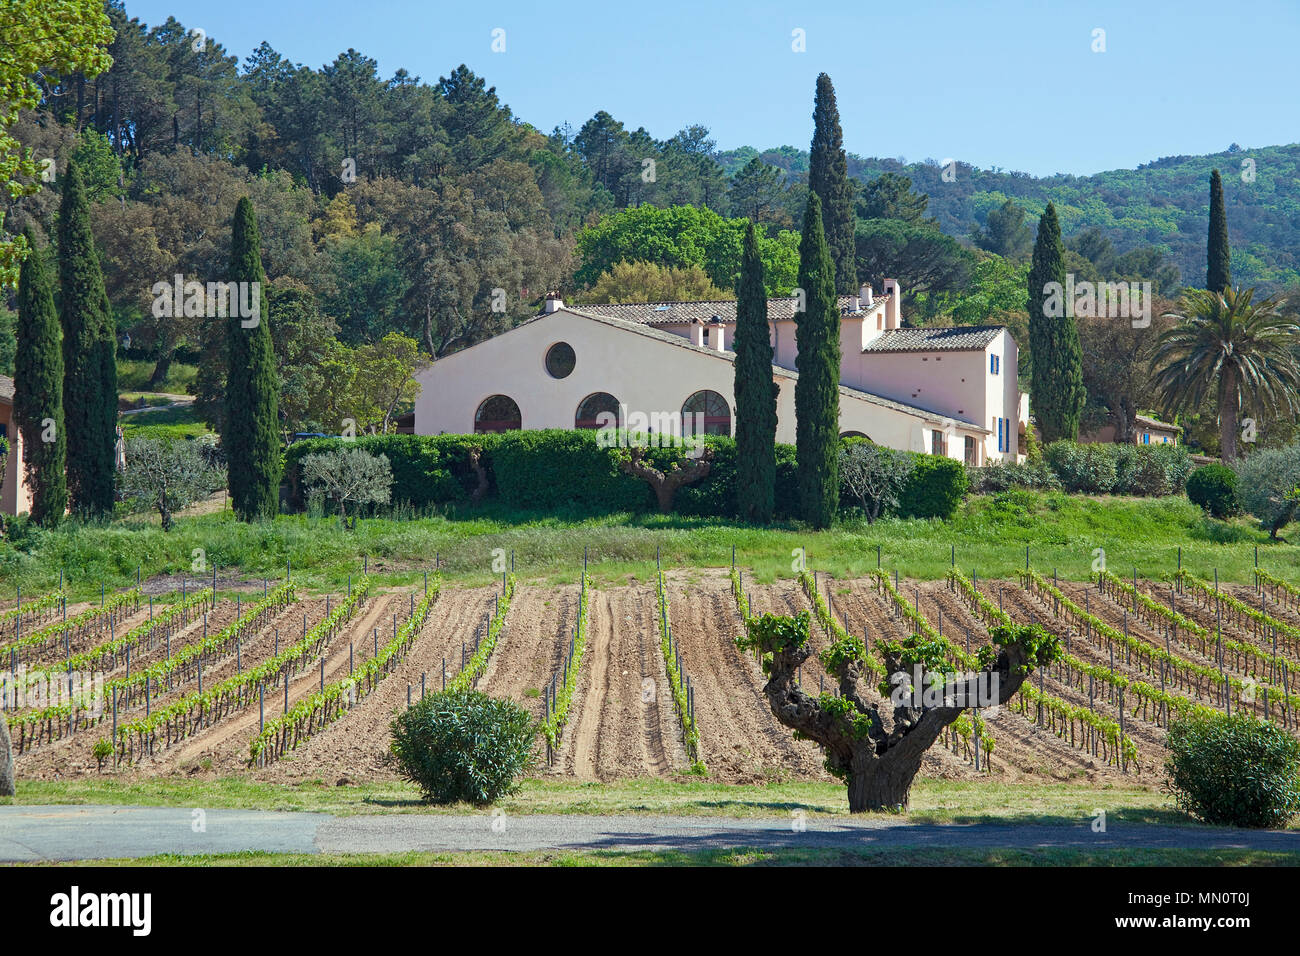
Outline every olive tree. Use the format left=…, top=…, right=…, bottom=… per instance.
left=838, top=442, right=914, bottom=522
left=1234, top=443, right=1300, bottom=539
left=739, top=611, right=1059, bottom=811
left=119, top=437, right=227, bottom=531
left=300, top=447, right=393, bottom=525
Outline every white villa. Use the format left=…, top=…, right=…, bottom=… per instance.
left=413, top=280, right=1028, bottom=466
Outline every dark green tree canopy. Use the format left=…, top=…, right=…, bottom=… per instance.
left=794, top=193, right=841, bottom=528
left=807, top=73, right=856, bottom=294
left=733, top=221, right=777, bottom=524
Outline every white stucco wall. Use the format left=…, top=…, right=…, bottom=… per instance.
left=414, top=309, right=989, bottom=456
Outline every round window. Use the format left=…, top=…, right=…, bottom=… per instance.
left=545, top=342, right=576, bottom=379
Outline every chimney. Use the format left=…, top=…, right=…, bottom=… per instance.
left=710, top=315, right=726, bottom=351
left=883, top=278, right=901, bottom=329
left=544, top=291, right=564, bottom=313
left=861, top=283, right=873, bottom=306
left=848, top=295, right=861, bottom=313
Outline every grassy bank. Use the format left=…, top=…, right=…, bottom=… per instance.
left=0, top=490, right=1291, bottom=599
left=2, top=776, right=1187, bottom=826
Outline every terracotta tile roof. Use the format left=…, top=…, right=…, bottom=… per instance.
left=559, top=307, right=984, bottom=430
left=1135, top=414, right=1182, bottom=432
left=863, top=326, right=1003, bottom=353
left=564, top=295, right=879, bottom=325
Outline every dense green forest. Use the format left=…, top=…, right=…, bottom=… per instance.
left=720, top=144, right=1300, bottom=292
left=2, top=0, right=1296, bottom=452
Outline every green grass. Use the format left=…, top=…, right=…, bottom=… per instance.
left=119, top=403, right=211, bottom=442
left=116, top=359, right=197, bottom=394
left=2, top=776, right=1191, bottom=826
left=29, top=847, right=1296, bottom=867
left=0, top=489, right=1292, bottom=600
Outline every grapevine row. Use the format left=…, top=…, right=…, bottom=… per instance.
left=654, top=571, right=704, bottom=772
left=946, top=568, right=1144, bottom=767
left=446, top=575, right=516, bottom=692
left=113, top=579, right=368, bottom=762
left=540, top=573, right=591, bottom=752
left=1022, top=570, right=1299, bottom=725
left=1, top=588, right=142, bottom=663
left=10, top=583, right=296, bottom=753
left=1254, top=568, right=1300, bottom=610
left=250, top=581, right=440, bottom=765
left=1102, top=570, right=1294, bottom=682
left=1174, top=569, right=1300, bottom=657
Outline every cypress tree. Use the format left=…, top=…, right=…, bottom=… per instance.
left=808, top=73, right=856, bottom=295
left=1207, top=168, right=1231, bottom=293
left=58, top=159, right=117, bottom=516
left=795, top=193, right=840, bottom=528
left=1027, top=203, right=1085, bottom=443
left=733, top=222, right=777, bottom=524
left=14, top=231, right=67, bottom=524
left=223, top=197, right=281, bottom=522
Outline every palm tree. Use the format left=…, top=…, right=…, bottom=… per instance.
left=1149, top=287, right=1300, bottom=461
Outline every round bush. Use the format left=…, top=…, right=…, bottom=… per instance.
left=389, top=691, right=536, bottom=805
left=1044, top=441, right=1117, bottom=494
left=898, top=453, right=969, bottom=520
left=1164, top=711, right=1300, bottom=828
left=1186, top=464, right=1239, bottom=518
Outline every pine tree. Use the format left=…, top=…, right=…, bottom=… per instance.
left=795, top=193, right=841, bottom=528
left=58, top=159, right=117, bottom=516
left=734, top=222, right=777, bottom=524
left=14, top=231, right=67, bottom=524
left=808, top=73, right=856, bottom=295
left=1027, top=203, right=1085, bottom=443
left=223, top=197, right=281, bottom=521
left=1207, top=168, right=1231, bottom=293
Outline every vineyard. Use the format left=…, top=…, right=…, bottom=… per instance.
left=7, top=556, right=1299, bottom=789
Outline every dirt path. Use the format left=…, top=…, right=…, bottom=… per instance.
left=564, top=585, right=686, bottom=780
left=662, top=571, right=830, bottom=783
left=478, top=585, right=578, bottom=716
left=255, top=585, right=501, bottom=784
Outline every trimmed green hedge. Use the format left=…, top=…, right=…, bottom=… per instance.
left=283, top=431, right=965, bottom=522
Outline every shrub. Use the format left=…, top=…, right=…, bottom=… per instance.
left=969, top=459, right=1060, bottom=494
left=1112, top=443, right=1193, bottom=496
left=1164, top=711, right=1300, bottom=828
left=1234, top=443, right=1300, bottom=539
left=1044, top=441, right=1117, bottom=494
left=838, top=442, right=914, bottom=522
left=389, top=691, right=536, bottom=805
left=1186, top=464, right=1239, bottom=518
left=300, top=447, right=393, bottom=522
left=898, top=453, right=968, bottom=520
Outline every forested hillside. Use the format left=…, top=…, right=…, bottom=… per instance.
left=2, top=0, right=1297, bottom=446
left=720, top=144, right=1300, bottom=291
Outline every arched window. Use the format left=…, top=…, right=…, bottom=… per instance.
left=682, top=390, right=731, bottom=436
left=475, top=394, right=521, bottom=433
left=575, top=392, right=620, bottom=429
left=545, top=342, right=576, bottom=379
left=840, top=431, right=872, bottom=441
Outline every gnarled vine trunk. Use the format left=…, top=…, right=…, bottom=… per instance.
left=619, top=446, right=714, bottom=513
left=0, top=716, right=15, bottom=796
left=762, top=637, right=1032, bottom=812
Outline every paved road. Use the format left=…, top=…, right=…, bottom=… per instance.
left=2, top=806, right=1299, bottom=861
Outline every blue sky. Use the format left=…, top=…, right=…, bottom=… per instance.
left=126, top=0, right=1298, bottom=177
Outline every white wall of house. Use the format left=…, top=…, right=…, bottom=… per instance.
left=414, top=309, right=989, bottom=456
